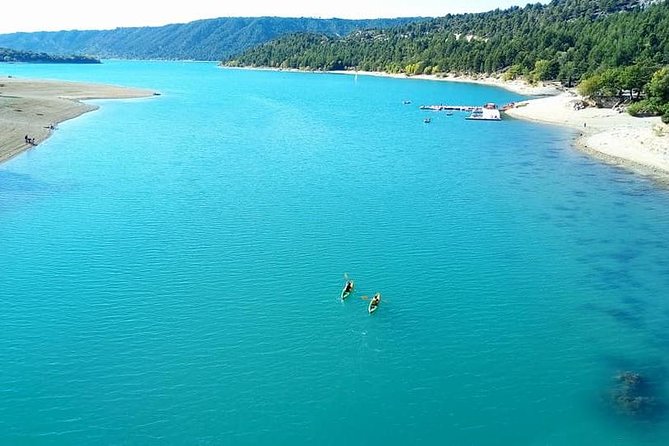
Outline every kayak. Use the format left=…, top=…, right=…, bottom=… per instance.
left=368, top=293, right=381, bottom=314
left=340, top=280, right=354, bottom=300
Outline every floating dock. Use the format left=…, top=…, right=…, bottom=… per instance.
left=419, top=105, right=477, bottom=112
left=419, top=102, right=503, bottom=121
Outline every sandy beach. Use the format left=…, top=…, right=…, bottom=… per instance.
left=504, top=92, right=669, bottom=177
left=331, top=70, right=563, bottom=96
left=0, top=77, right=156, bottom=164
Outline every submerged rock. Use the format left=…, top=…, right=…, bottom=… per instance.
left=611, top=371, right=657, bottom=417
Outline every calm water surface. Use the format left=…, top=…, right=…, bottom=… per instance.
left=1, top=61, right=669, bottom=445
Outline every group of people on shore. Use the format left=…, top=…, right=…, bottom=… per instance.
left=24, top=124, right=55, bottom=146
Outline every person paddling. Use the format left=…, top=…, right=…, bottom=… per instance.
left=341, top=279, right=354, bottom=299
left=368, top=293, right=381, bottom=313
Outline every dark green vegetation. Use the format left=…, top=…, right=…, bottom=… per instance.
left=0, top=17, right=423, bottom=61
left=224, top=0, right=667, bottom=80
left=578, top=64, right=669, bottom=122
left=0, top=47, right=100, bottom=64
left=224, top=0, right=669, bottom=120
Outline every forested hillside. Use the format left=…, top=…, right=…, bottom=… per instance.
left=223, top=0, right=668, bottom=83
left=0, top=47, right=99, bottom=63
left=0, top=17, right=423, bottom=61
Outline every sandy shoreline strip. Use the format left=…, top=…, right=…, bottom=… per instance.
left=327, top=69, right=563, bottom=96
left=223, top=66, right=562, bottom=96
left=0, top=76, right=157, bottom=164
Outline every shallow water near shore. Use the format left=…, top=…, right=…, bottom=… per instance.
left=2, top=61, right=669, bottom=445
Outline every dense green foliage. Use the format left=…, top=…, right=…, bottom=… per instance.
left=620, top=66, right=669, bottom=121
left=223, top=0, right=669, bottom=84
left=577, top=63, right=658, bottom=97
left=0, top=17, right=423, bottom=61
left=0, top=47, right=99, bottom=63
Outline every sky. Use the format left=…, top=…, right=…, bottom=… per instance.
left=0, top=1, right=550, bottom=34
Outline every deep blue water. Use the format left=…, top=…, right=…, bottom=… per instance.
left=1, top=61, right=669, bottom=445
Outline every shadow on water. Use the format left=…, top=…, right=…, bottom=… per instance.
left=581, top=300, right=647, bottom=331
left=608, top=247, right=642, bottom=264
left=648, top=327, right=669, bottom=353
left=604, top=308, right=647, bottom=330
left=588, top=266, right=643, bottom=292
left=646, top=307, right=669, bottom=353
left=0, top=170, right=57, bottom=213
left=620, top=295, right=646, bottom=312
left=0, top=170, right=50, bottom=193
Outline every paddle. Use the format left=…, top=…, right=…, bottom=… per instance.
left=361, top=294, right=383, bottom=302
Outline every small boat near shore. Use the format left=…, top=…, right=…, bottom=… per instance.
left=368, top=293, right=381, bottom=314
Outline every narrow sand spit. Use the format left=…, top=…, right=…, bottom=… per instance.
left=0, top=76, right=156, bottom=163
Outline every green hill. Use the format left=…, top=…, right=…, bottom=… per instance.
left=0, top=47, right=99, bottom=63
left=223, top=0, right=668, bottom=83
left=0, top=17, right=424, bottom=61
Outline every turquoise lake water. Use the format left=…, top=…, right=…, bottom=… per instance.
left=2, top=61, right=669, bottom=445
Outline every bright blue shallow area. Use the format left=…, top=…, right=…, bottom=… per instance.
left=1, top=61, right=669, bottom=445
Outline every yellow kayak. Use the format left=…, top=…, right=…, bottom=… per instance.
left=340, top=280, right=354, bottom=300
left=368, top=293, right=381, bottom=314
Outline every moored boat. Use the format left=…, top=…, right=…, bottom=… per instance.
left=466, top=103, right=501, bottom=121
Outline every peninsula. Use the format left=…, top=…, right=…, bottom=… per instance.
left=0, top=77, right=156, bottom=163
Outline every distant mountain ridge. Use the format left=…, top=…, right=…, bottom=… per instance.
left=0, top=17, right=424, bottom=61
